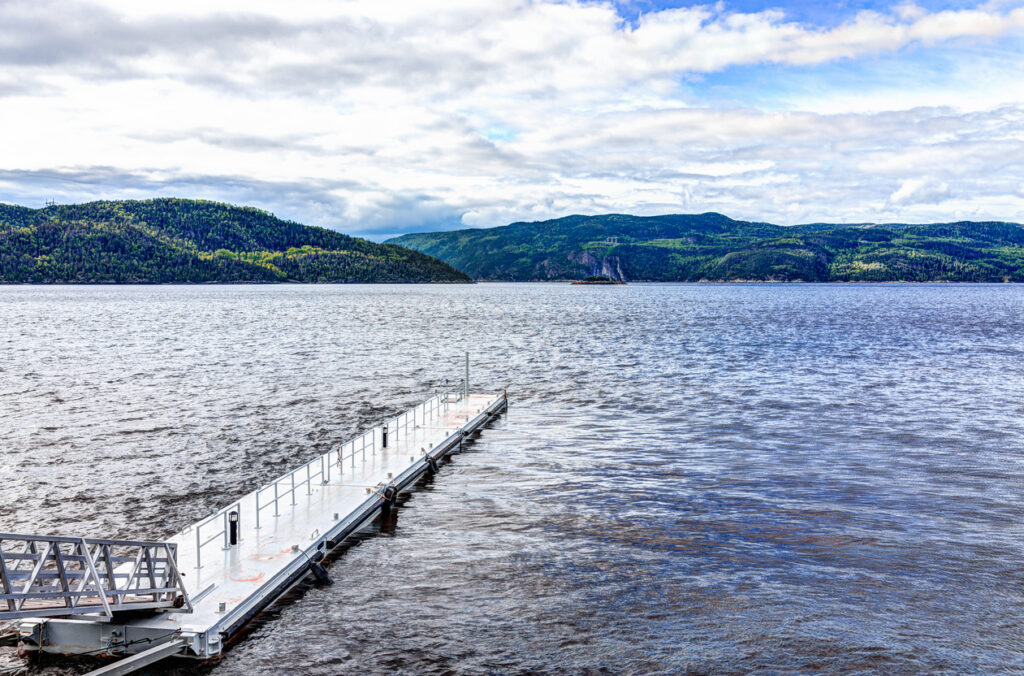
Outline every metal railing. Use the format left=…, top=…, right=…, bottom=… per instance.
left=176, top=381, right=468, bottom=564
left=253, top=381, right=465, bottom=530
left=0, top=534, right=190, bottom=621
left=183, top=501, right=242, bottom=570
left=254, top=452, right=330, bottom=530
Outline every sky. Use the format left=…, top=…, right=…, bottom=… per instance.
left=1, top=1, right=1023, bottom=240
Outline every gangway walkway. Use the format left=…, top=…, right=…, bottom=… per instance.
left=10, top=372, right=507, bottom=675
left=0, top=536, right=190, bottom=620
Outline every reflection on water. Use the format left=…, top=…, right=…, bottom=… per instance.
left=1, top=283, right=1023, bottom=674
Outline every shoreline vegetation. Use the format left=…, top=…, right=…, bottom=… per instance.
left=389, top=212, right=1024, bottom=283
left=572, top=275, right=626, bottom=285
left=0, top=199, right=471, bottom=284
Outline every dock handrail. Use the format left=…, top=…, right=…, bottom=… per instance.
left=251, top=382, right=464, bottom=530
left=190, top=501, right=242, bottom=570
left=254, top=453, right=330, bottom=529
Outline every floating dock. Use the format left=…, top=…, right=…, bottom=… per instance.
left=2, top=374, right=507, bottom=674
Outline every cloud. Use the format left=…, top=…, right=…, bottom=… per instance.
left=4, top=1, right=1023, bottom=95
left=0, top=1, right=1023, bottom=236
left=888, top=178, right=951, bottom=206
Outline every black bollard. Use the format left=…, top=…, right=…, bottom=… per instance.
left=381, top=485, right=397, bottom=516
left=308, top=551, right=332, bottom=586
left=228, top=511, right=239, bottom=546
left=381, top=425, right=388, bottom=448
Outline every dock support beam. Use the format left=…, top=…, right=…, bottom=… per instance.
left=83, top=638, right=188, bottom=676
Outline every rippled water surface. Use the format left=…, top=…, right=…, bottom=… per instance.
left=2, top=283, right=1023, bottom=674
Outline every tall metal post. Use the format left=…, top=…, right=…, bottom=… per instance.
left=465, top=352, right=469, bottom=399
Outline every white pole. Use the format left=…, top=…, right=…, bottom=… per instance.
left=465, top=352, right=469, bottom=399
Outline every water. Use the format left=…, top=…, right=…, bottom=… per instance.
left=2, top=283, right=1023, bottom=674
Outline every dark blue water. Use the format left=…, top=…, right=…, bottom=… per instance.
left=1, top=283, right=1023, bottom=674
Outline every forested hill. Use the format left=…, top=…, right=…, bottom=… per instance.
left=0, top=199, right=470, bottom=283
left=387, top=213, right=1024, bottom=282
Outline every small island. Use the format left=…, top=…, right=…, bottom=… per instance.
left=571, top=275, right=626, bottom=285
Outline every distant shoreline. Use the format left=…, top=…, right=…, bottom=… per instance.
left=389, top=214, right=1024, bottom=283
left=1, top=280, right=1019, bottom=287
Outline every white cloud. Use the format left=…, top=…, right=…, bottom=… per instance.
left=895, top=3, right=927, bottom=21
left=888, top=178, right=952, bottom=206
left=0, top=1, right=1023, bottom=236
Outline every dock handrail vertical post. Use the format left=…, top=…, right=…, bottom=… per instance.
left=274, top=482, right=279, bottom=517
left=465, top=352, right=469, bottom=400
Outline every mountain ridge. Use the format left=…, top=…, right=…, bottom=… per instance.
left=387, top=213, right=1024, bottom=282
left=0, top=199, right=471, bottom=283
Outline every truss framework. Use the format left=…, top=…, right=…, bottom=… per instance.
left=0, top=534, right=191, bottom=621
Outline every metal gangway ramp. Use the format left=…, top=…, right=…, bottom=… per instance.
left=0, top=535, right=191, bottom=620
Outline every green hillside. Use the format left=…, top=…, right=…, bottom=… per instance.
left=387, top=213, right=1024, bottom=282
left=0, top=199, right=471, bottom=283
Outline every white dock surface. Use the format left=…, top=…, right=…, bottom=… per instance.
left=128, top=391, right=504, bottom=640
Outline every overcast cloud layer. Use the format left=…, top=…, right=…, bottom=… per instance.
left=1, top=0, right=1023, bottom=238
